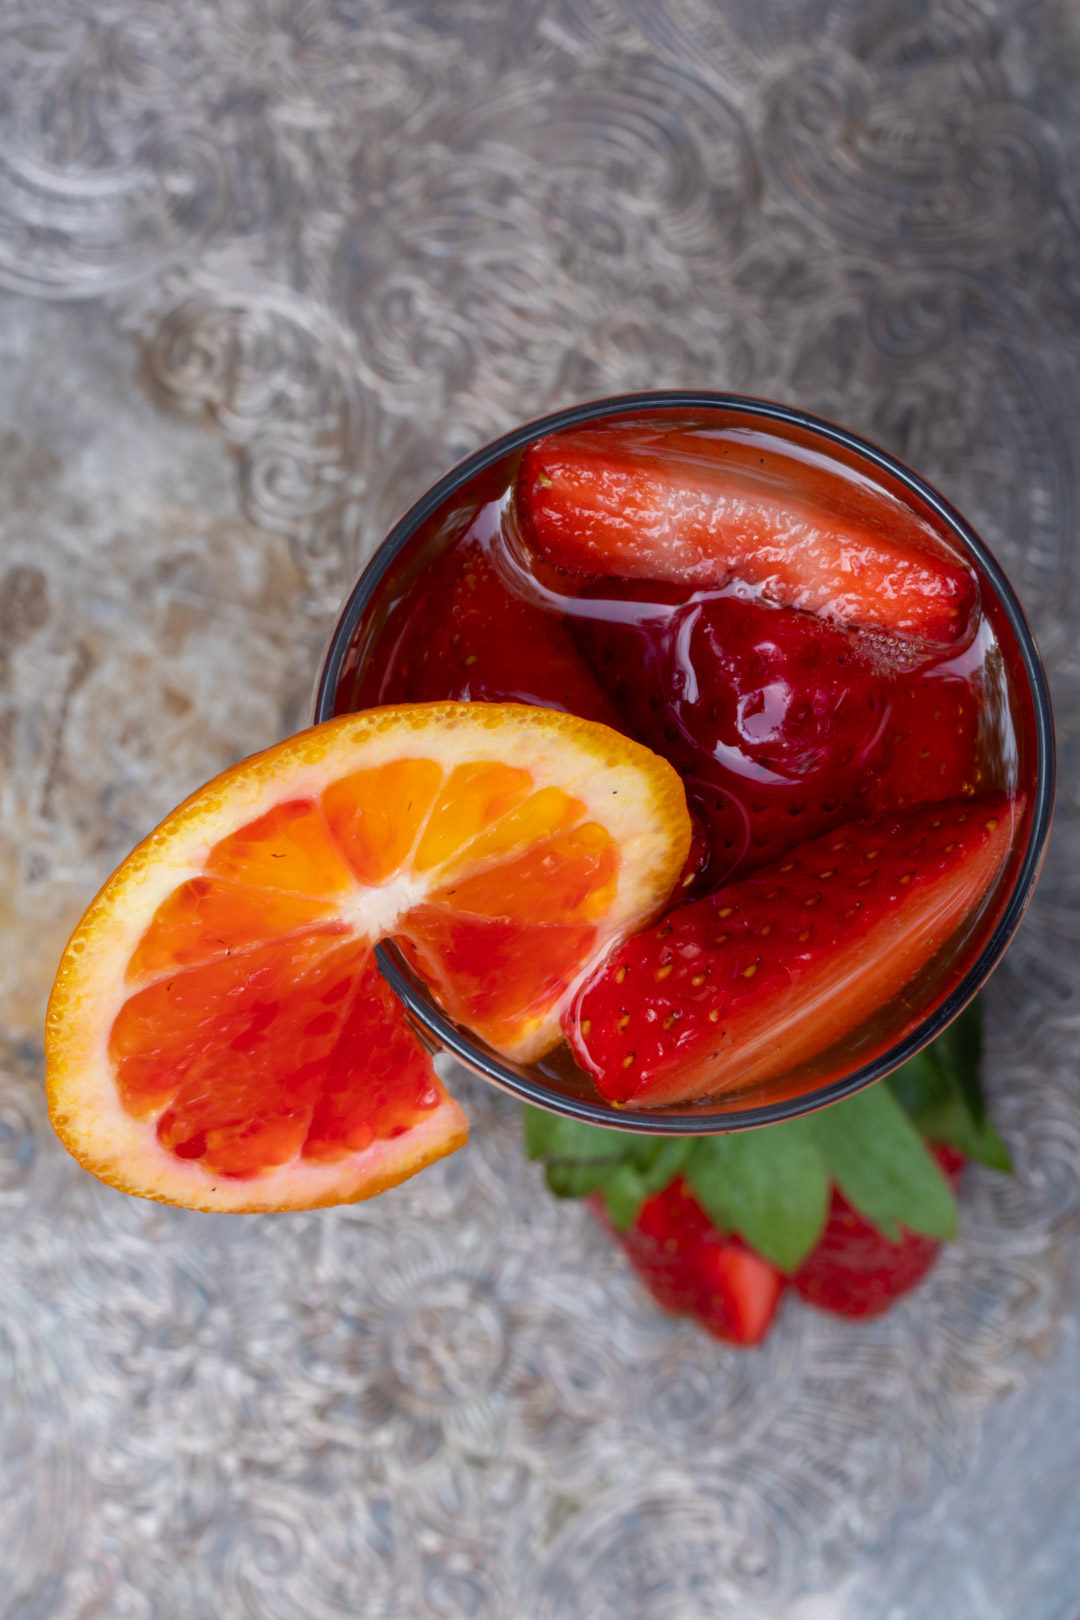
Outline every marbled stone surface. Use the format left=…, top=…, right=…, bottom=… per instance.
left=1, top=2, right=1079, bottom=1615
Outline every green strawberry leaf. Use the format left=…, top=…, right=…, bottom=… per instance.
left=685, top=1120, right=830, bottom=1273
left=523, top=1106, right=627, bottom=1164
left=524, top=998, right=1004, bottom=1252
left=956, top=1115, right=1011, bottom=1173
left=809, top=1084, right=957, bottom=1242
left=601, top=1163, right=651, bottom=1230
left=888, top=1049, right=1011, bottom=1171
left=636, top=1136, right=693, bottom=1192
left=942, top=999, right=986, bottom=1123
left=525, top=1106, right=692, bottom=1225
left=544, top=1159, right=619, bottom=1199
left=887, top=1002, right=1011, bottom=1172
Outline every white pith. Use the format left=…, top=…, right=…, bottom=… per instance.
left=338, top=872, right=428, bottom=940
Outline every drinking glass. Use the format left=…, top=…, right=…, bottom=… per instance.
left=315, top=393, right=1054, bottom=1133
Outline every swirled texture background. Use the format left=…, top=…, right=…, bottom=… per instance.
left=1, top=1, right=1079, bottom=1615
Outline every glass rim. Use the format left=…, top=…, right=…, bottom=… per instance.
left=314, top=389, right=1056, bottom=1135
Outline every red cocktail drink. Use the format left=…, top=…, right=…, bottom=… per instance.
left=317, top=396, right=1052, bottom=1132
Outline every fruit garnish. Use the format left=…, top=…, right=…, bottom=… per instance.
left=46, top=703, right=690, bottom=1211
left=591, top=1180, right=785, bottom=1346
left=517, top=423, right=977, bottom=646
left=357, top=536, right=624, bottom=729
left=574, top=588, right=891, bottom=878
left=568, top=795, right=1016, bottom=1107
left=668, top=809, right=712, bottom=904
left=525, top=1003, right=1006, bottom=1339
left=793, top=1143, right=965, bottom=1319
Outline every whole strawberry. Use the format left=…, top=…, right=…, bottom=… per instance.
left=355, top=536, right=623, bottom=728
left=870, top=673, right=982, bottom=811
left=591, top=1178, right=785, bottom=1346
left=793, top=1143, right=966, bottom=1319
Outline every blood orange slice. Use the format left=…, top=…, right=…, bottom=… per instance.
left=47, top=703, right=690, bottom=1212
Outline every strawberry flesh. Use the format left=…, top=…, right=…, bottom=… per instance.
left=356, top=533, right=624, bottom=729
left=575, top=588, right=890, bottom=879
left=676, top=594, right=890, bottom=781
left=569, top=796, right=1015, bottom=1107
left=667, top=809, right=712, bottom=906
left=870, top=672, right=982, bottom=811
left=517, top=423, right=976, bottom=647
left=793, top=1144, right=965, bottom=1318
left=592, top=1178, right=785, bottom=1345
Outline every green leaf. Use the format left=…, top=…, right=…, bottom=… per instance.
left=889, top=1055, right=1011, bottom=1171
left=544, top=1160, right=618, bottom=1199
left=543, top=1134, right=691, bottom=1206
left=943, top=1000, right=985, bottom=1124
left=686, top=1121, right=831, bottom=1273
left=602, top=1164, right=650, bottom=1230
left=963, top=1115, right=1012, bottom=1173
left=887, top=1003, right=1011, bottom=1173
left=619, top=1134, right=670, bottom=1170
left=522, top=1104, right=627, bottom=1164
left=887, top=1046, right=944, bottom=1120
left=635, top=1136, right=693, bottom=1193
left=810, top=1083, right=957, bottom=1242
left=522, top=1104, right=563, bottom=1160
left=683, top=1138, right=736, bottom=1233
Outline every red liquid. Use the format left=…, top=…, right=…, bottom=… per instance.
left=333, top=412, right=1036, bottom=1109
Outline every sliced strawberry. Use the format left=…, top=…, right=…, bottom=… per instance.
left=517, top=423, right=976, bottom=646
left=694, top=1240, right=786, bottom=1343
left=574, top=589, right=890, bottom=880
left=793, top=1144, right=965, bottom=1318
left=871, top=673, right=983, bottom=811
left=357, top=535, right=624, bottom=729
left=569, top=796, right=1016, bottom=1107
left=668, top=809, right=712, bottom=906
left=591, top=1178, right=785, bottom=1345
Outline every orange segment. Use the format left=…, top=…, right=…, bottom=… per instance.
left=126, top=877, right=339, bottom=980
left=152, top=950, right=441, bottom=1177
left=399, top=913, right=600, bottom=1054
left=426, top=824, right=618, bottom=925
left=435, top=785, right=586, bottom=876
left=46, top=702, right=690, bottom=1213
left=301, top=960, right=443, bottom=1162
left=206, top=799, right=355, bottom=898
left=110, top=932, right=356, bottom=1117
left=321, top=758, right=443, bottom=884
left=413, top=761, right=534, bottom=871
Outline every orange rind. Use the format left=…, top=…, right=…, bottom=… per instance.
left=47, top=703, right=690, bottom=1211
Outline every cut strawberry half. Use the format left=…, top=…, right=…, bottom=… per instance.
left=667, top=809, right=712, bottom=906
left=569, top=795, right=1016, bottom=1107
left=358, top=535, right=624, bottom=730
left=591, top=1178, right=785, bottom=1345
left=870, top=672, right=983, bottom=811
left=517, top=423, right=976, bottom=646
left=793, top=1144, right=965, bottom=1318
